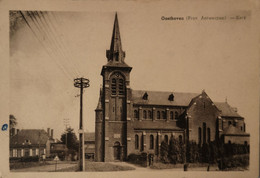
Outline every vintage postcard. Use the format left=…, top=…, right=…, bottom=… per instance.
left=0, top=0, right=259, bottom=178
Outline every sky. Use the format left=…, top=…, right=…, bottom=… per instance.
left=9, top=8, right=258, bottom=140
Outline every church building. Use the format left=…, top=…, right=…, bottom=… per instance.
left=95, top=13, right=250, bottom=162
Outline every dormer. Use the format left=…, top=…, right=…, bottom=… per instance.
left=168, top=93, right=174, bottom=101
left=143, top=92, right=148, bottom=100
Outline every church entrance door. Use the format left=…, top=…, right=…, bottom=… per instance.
left=113, top=141, right=121, bottom=160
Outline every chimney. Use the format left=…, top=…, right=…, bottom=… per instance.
left=51, top=129, right=54, bottom=139
left=47, top=128, right=50, bottom=136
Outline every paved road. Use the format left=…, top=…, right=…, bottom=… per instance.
left=11, top=162, right=77, bottom=172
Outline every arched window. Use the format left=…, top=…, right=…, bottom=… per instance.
left=170, top=111, right=174, bottom=120
left=198, top=127, right=202, bottom=145
left=179, top=135, right=183, bottom=143
left=207, top=128, right=211, bottom=143
left=134, top=110, right=138, bottom=119
left=118, top=79, right=124, bottom=95
left=148, top=110, right=152, bottom=119
left=143, top=110, right=147, bottom=119
left=111, top=78, right=116, bottom=95
left=110, top=73, right=125, bottom=96
left=175, top=111, right=179, bottom=120
left=203, top=122, right=206, bottom=144
left=115, top=52, right=119, bottom=61
left=141, top=134, right=144, bottom=151
left=164, top=135, right=168, bottom=143
left=135, top=135, right=139, bottom=149
left=157, top=111, right=160, bottom=119
left=162, top=111, right=166, bottom=119
left=150, top=135, right=154, bottom=149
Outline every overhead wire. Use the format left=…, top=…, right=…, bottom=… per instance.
left=38, top=11, right=81, bottom=77
left=27, top=11, right=77, bottom=78
left=19, top=11, right=74, bottom=82
left=48, top=12, right=82, bottom=76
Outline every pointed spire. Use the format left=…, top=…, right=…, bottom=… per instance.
left=106, top=12, right=125, bottom=63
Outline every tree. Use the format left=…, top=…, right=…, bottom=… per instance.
left=9, top=114, right=17, bottom=137
left=160, top=140, right=169, bottom=163
left=60, top=127, right=79, bottom=152
left=9, top=114, right=17, bottom=129
left=168, top=137, right=179, bottom=164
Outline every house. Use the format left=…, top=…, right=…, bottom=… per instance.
left=10, top=128, right=55, bottom=158
left=84, top=132, right=95, bottom=160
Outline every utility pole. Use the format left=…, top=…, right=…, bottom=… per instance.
left=63, top=118, right=70, bottom=160
left=74, top=77, right=90, bottom=172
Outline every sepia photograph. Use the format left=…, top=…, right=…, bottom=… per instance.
left=0, top=0, right=259, bottom=178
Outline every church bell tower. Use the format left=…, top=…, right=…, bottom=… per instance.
left=96, top=13, right=132, bottom=162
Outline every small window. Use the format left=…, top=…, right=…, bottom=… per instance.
left=135, top=135, right=139, bottom=149
left=170, top=111, right=173, bottom=120
left=198, top=127, right=202, bottom=145
left=164, top=135, right=168, bottom=143
left=157, top=111, right=160, bottom=119
left=207, top=128, right=211, bottom=143
left=240, top=126, right=243, bottom=131
left=115, top=52, right=119, bottom=61
left=175, top=112, right=179, bottom=120
left=150, top=135, right=154, bottom=149
left=143, top=110, right=147, bottom=119
left=228, top=140, right=231, bottom=144
left=162, top=111, right=166, bottom=119
left=134, top=110, right=138, bottom=119
left=228, top=121, right=232, bottom=126
left=17, top=149, right=21, bottom=157
left=148, top=110, right=152, bottom=119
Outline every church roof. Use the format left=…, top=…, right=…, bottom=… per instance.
left=222, top=125, right=249, bottom=136
left=132, top=90, right=199, bottom=106
left=10, top=129, right=51, bottom=145
left=214, top=102, right=241, bottom=117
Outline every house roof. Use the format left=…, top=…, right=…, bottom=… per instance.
left=133, top=121, right=183, bottom=131
left=51, top=143, right=67, bottom=151
left=222, top=125, right=249, bottom=136
left=10, top=129, right=51, bottom=145
left=214, top=102, right=241, bottom=117
left=132, top=90, right=199, bottom=106
left=84, top=132, right=95, bottom=141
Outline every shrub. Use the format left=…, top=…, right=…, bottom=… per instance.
left=219, top=154, right=249, bottom=170
left=127, top=153, right=148, bottom=167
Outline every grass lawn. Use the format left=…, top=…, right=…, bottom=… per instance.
left=85, top=162, right=135, bottom=172
left=150, top=162, right=184, bottom=169
left=10, top=161, right=51, bottom=170
left=150, top=162, right=219, bottom=170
